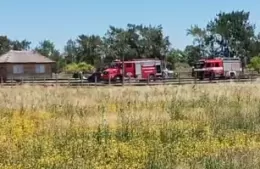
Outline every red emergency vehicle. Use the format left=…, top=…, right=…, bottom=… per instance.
left=192, top=57, right=242, bottom=80
left=101, top=59, right=163, bottom=82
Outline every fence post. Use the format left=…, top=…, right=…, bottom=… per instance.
left=11, top=76, right=13, bottom=87
left=81, top=76, right=83, bottom=86
left=178, top=72, right=181, bottom=85
left=147, top=74, right=150, bottom=85
left=56, top=74, right=58, bottom=87
left=95, top=74, right=97, bottom=86
left=108, top=75, right=111, bottom=85
left=194, top=72, right=197, bottom=84
left=128, top=75, right=131, bottom=84
left=251, top=70, right=253, bottom=83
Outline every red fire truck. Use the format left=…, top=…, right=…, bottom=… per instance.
left=101, top=59, right=163, bottom=82
left=192, top=57, right=242, bottom=80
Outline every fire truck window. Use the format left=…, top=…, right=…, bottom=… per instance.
left=118, top=64, right=122, bottom=68
left=206, top=63, right=211, bottom=67
left=143, top=62, right=154, bottom=67
left=126, top=63, right=132, bottom=68
left=156, top=65, right=161, bottom=73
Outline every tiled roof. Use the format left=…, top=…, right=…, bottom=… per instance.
left=0, top=50, right=55, bottom=63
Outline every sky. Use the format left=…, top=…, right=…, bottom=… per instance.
left=0, top=0, right=259, bottom=52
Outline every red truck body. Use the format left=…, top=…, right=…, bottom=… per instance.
left=192, top=57, right=242, bottom=80
left=101, top=59, right=163, bottom=81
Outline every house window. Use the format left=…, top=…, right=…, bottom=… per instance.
left=13, top=65, right=24, bottom=74
left=35, top=64, right=45, bottom=73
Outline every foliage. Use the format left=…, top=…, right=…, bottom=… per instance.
left=248, top=55, right=260, bottom=73
left=64, top=39, right=78, bottom=64
left=64, top=62, right=94, bottom=73
left=35, top=40, right=61, bottom=61
left=187, top=10, right=257, bottom=66
left=0, top=85, right=259, bottom=168
left=10, top=39, right=31, bottom=51
left=0, top=36, right=11, bottom=55
left=103, top=24, right=170, bottom=61
left=76, top=35, right=103, bottom=65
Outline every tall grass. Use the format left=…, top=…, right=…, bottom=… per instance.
left=0, top=84, right=260, bottom=168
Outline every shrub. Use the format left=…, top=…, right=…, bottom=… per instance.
left=64, top=62, right=94, bottom=73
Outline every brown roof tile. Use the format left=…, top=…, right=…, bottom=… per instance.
left=0, top=50, right=55, bottom=63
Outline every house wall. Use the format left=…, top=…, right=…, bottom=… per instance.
left=0, top=63, right=54, bottom=79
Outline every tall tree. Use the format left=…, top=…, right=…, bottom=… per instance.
left=206, top=10, right=255, bottom=59
left=11, top=39, right=31, bottom=51
left=35, top=40, right=63, bottom=72
left=187, top=25, right=207, bottom=56
left=184, top=45, right=201, bottom=66
left=103, top=24, right=170, bottom=61
left=76, top=35, right=103, bottom=65
left=0, top=36, right=11, bottom=55
left=35, top=40, right=60, bottom=60
left=64, top=39, right=78, bottom=64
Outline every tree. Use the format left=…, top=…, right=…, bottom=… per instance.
left=76, top=35, right=103, bottom=66
left=11, top=39, right=31, bottom=51
left=166, top=49, right=187, bottom=69
left=206, top=10, right=255, bottom=59
left=0, top=36, right=11, bottom=55
left=248, top=55, right=260, bottom=73
left=184, top=45, right=201, bottom=66
left=35, top=40, right=60, bottom=61
left=187, top=10, right=256, bottom=61
left=64, top=39, right=78, bottom=64
left=187, top=25, right=207, bottom=56
left=103, top=24, right=170, bottom=61
left=35, top=40, right=63, bottom=72
left=249, top=33, right=260, bottom=57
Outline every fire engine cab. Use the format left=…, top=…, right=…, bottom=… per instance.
left=101, top=59, right=163, bottom=82
left=192, top=57, right=242, bottom=80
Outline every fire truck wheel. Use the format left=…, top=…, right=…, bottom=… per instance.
left=209, top=72, right=215, bottom=80
left=149, top=74, right=155, bottom=81
left=230, top=72, right=236, bottom=79
left=114, top=75, right=122, bottom=83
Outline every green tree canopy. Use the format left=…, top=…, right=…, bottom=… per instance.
left=64, top=62, right=94, bottom=73
left=0, top=36, right=11, bottom=55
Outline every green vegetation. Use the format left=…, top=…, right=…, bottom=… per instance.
left=248, top=55, right=260, bottom=73
left=0, top=10, right=259, bottom=72
left=0, top=84, right=260, bottom=168
left=64, top=62, right=95, bottom=73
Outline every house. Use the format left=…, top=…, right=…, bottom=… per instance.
left=0, top=50, right=55, bottom=81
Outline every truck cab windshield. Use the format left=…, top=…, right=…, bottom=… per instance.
left=194, top=62, right=204, bottom=69
left=109, top=62, right=122, bottom=68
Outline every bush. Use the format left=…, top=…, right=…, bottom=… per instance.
left=248, top=55, right=260, bottom=73
left=64, top=62, right=94, bottom=73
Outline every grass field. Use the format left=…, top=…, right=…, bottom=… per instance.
left=1, top=84, right=260, bottom=168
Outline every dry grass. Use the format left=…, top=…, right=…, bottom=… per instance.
left=1, top=84, right=260, bottom=168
